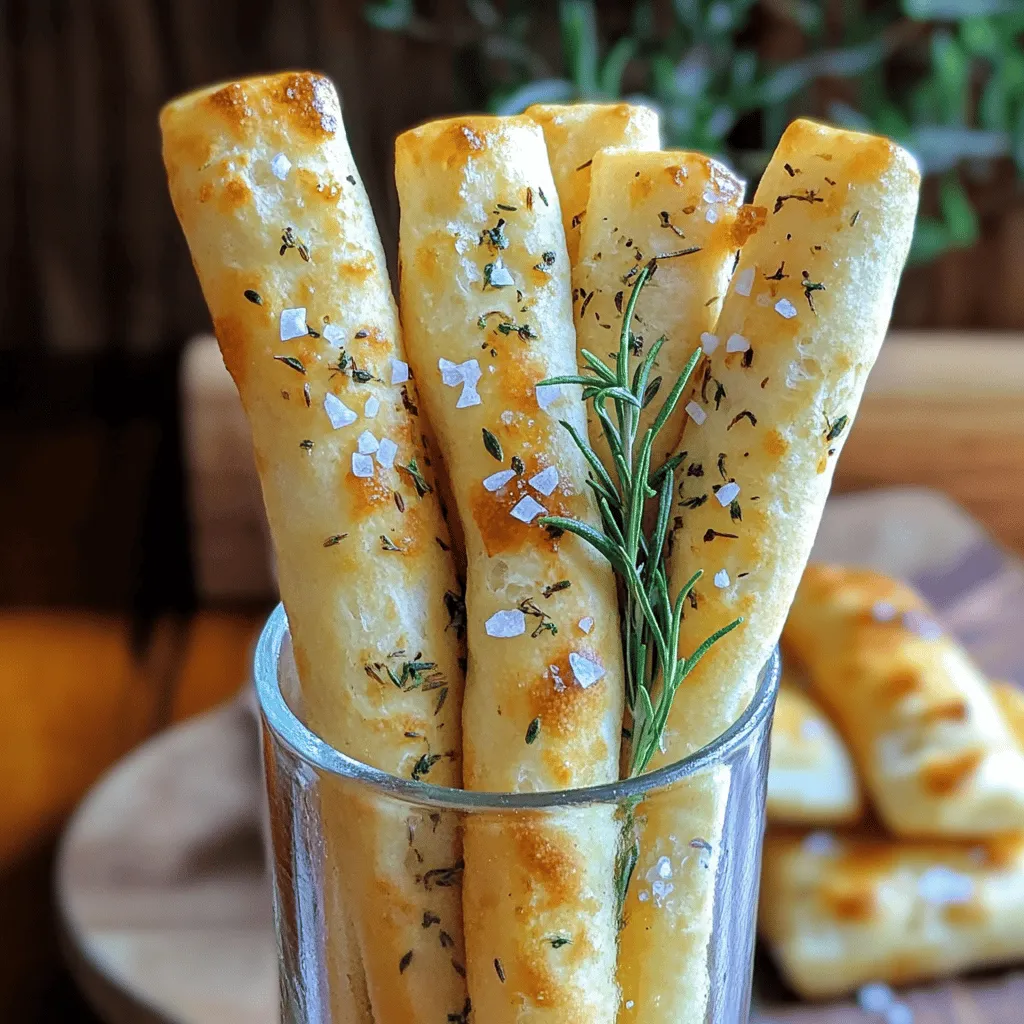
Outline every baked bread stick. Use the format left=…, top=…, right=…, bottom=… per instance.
left=574, top=148, right=745, bottom=476
left=760, top=829, right=1024, bottom=998
left=768, top=676, right=862, bottom=825
left=525, top=103, right=659, bottom=264
left=395, top=115, right=624, bottom=1024
left=617, top=120, right=920, bottom=1024
left=161, top=72, right=467, bottom=1024
left=786, top=565, right=1024, bottom=837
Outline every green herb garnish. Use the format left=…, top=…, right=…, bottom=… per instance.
left=482, top=428, right=503, bottom=462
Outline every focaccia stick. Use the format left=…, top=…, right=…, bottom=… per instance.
left=785, top=565, right=1024, bottom=836
left=760, top=829, right=1024, bottom=998
left=395, top=115, right=625, bottom=1024
left=617, top=119, right=919, bottom=1024
left=768, top=676, right=862, bottom=826
left=161, top=73, right=467, bottom=1024
left=574, top=148, right=745, bottom=476
left=525, top=103, right=659, bottom=264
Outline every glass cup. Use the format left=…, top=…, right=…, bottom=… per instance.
left=255, top=604, right=780, bottom=1024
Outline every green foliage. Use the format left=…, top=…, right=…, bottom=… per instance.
left=365, top=0, right=1024, bottom=265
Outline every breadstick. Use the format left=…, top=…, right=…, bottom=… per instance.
left=768, top=676, right=862, bottom=825
left=525, top=103, right=659, bottom=264
left=574, top=148, right=745, bottom=475
left=395, top=115, right=624, bottom=1024
left=785, top=565, right=1024, bottom=837
left=161, top=72, right=467, bottom=1024
left=760, top=829, right=1024, bottom=998
left=617, top=120, right=919, bottom=1024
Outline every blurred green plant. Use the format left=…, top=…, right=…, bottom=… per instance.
left=364, top=0, right=1024, bottom=264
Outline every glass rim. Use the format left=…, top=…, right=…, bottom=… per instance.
left=254, top=602, right=780, bottom=811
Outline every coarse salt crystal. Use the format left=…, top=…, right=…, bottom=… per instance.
left=701, top=332, right=720, bottom=355
left=457, top=382, right=481, bottom=408
left=357, top=430, right=379, bottom=454
left=713, top=569, right=730, bottom=589
left=280, top=307, right=308, bottom=341
left=322, top=323, right=344, bottom=345
left=734, top=267, right=755, bottom=297
left=918, top=865, right=974, bottom=906
left=460, top=359, right=482, bottom=389
left=705, top=206, right=718, bottom=224
left=857, top=982, right=895, bottom=1013
left=569, top=652, right=606, bottom=689
left=655, top=856, right=673, bottom=879
left=376, top=438, right=398, bottom=468
left=487, top=259, right=515, bottom=287
left=501, top=410, right=514, bottom=425
left=351, top=452, right=374, bottom=478
left=324, top=393, right=357, bottom=429
left=715, top=481, right=740, bottom=506
left=725, top=333, right=749, bottom=353
left=872, top=600, right=898, bottom=622
left=529, top=466, right=559, bottom=496
left=390, top=359, right=409, bottom=384
left=485, top=609, right=526, bottom=638
left=439, top=358, right=464, bottom=387
left=483, top=469, right=516, bottom=492
left=802, top=830, right=838, bottom=857
left=685, top=401, right=707, bottom=425
left=510, top=495, right=546, bottom=523
left=536, top=383, right=562, bottom=411
left=270, top=153, right=291, bottom=180
left=364, top=396, right=380, bottom=418
left=578, top=616, right=594, bottom=634
left=775, top=298, right=798, bottom=319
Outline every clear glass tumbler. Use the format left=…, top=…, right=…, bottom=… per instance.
left=255, top=604, right=780, bottom=1024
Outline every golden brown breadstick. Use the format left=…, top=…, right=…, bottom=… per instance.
left=786, top=565, right=1024, bottom=837
left=768, top=676, right=862, bottom=825
left=161, top=72, right=467, bottom=1024
left=760, top=829, right=1024, bottom=998
left=617, top=120, right=919, bottom=1024
left=395, top=115, right=624, bottom=1024
left=574, top=148, right=745, bottom=475
left=525, top=103, right=659, bottom=264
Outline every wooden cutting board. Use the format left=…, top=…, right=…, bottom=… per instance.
left=56, top=489, right=1024, bottom=1023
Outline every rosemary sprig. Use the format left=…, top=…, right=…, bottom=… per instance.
left=539, top=261, right=742, bottom=779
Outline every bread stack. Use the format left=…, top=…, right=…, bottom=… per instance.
left=761, top=563, right=1024, bottom=999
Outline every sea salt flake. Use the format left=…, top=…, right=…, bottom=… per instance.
left=918, top=865, right=974, bottom=906
left=529, top=466, right=560, bottom=496
left=357, top=430, right=379, bottom=454
left=322, top=323, right=344, bottom=345
left=725, top=333, right=749, bottom=353
left=700, top=332, right=720, bottom=355
left=439, top=358, right=464, bottom=386
left=390, top=359, right=409, bottom=384
left=713, top=569, right=730, bottom=589
left=487, top=259, right=515, bottom=287
left=270, top=153, right=291, bottom=180
left=280, top=307, right=308, bottom=341
left=483, top=469, right=516, bottom=492
left=485, top=609, right=526, bottom=638
left=857, top=982, right=895, bottom=1013
left=685, top=401, right=707, bottom=425
left=872, top=600, right=898, bottom=622
left=351, top=452, right=374, bottom=478
left=376, top=438, right=398, bottom=468
left=705, top=207, right=718, bottom=224
left=510, top=495, right=546, bottom=523
left=569, top=652, right=605, bottom=689
left=364, top=396, right=380, bottom=418
left=578, top=616, right=594, bottom=634
left=734, top=267, right=755, bottom=297
left=536, top=383, right=562, bottom=411
left=775, top=298, right=798, bottom=319
left=324, top=393, right=357, bottom=429
left=501, top=410, right=514, bottom=425
left=802, top=830, right=838, bottom=857
left=715, top=481, right=740, bottom=506
left=655, top=856, right=673, bottom=879
left=456, top=383, right=482, bottom=408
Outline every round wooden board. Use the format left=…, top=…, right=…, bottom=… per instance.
left=56, top=698, right=278, bottom=1024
